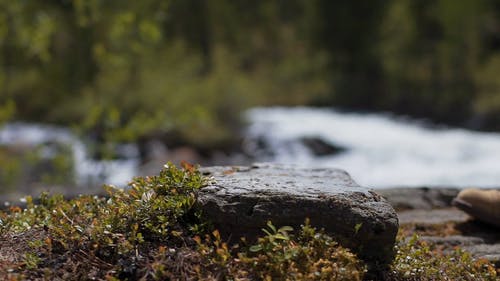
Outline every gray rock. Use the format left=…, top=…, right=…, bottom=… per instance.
left=378, top=187, right=460, bottom=210
left=463, top=243, right=500, bottom=263
left=197, top=163, right=398, bottom=266
left=408, top=236, right=500, bottom=265
left=397, top=208, right=469, bottom=225
left=419, top=235, right=487, bottom=247
left=299, top=136, right=345, bottom=156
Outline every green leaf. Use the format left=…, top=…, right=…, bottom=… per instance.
left=249, top=244, right=262, bottom=252
left=274, top=234, right=289, bottom=241
left=262, top=228, right=272, bottom=237
left=354, top=223, right=362, bottom=234
left=266, top=221, right=276, bottom=233
left=278, top=226, right=293, bottom=233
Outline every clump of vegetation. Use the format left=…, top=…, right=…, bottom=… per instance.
left=0, top=162, right=206, bottom=280
left=0, top=163, right=498, bottom=280
left=385, top=234, right=498, bottom=281
left=236, top=221, right=366, bottom=280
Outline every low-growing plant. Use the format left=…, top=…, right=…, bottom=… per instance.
left=237, top=220, right=367, bottom=281
left=0, top=162, right=207, bottom=279
left=169, top=220, right=367, bottom=280
left=385, top=234, right=498, bottom=281
left=0, top=163, right=498, bottom=280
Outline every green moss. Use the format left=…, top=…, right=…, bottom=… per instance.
left=0, top=164, right=498, bottom=280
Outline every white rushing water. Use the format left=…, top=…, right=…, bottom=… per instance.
left=3, top=107, right=500, bottom=189
left=245, top=107, right=500, bottom=188
left=0, top=122, right=139, bottom=187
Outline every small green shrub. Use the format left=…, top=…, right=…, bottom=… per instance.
left=0, top=162, right=206, bottom=279
left=386, top=234, right=498, bottom=281
left=167, top=220, right=366, bottom=280
left=237, top=220, right=366, bottom=281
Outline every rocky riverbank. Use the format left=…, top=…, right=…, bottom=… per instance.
left=1, top=162, right=498, bottom=268
left=0, top=164, right=498, bottom=280
left=379, top=187, right=500, bottom=267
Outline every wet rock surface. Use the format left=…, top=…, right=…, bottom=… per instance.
left=384, top=188, right=500, bottom=266
left=197, top=163, right=399, bottom=266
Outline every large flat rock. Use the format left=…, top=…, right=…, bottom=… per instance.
left=197, top=163, right=398, bottom=266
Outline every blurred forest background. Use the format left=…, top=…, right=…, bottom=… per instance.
left=1, top=0, right=500, bottom=163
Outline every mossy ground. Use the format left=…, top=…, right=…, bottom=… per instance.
left=0, top=164, right=498, bottom=280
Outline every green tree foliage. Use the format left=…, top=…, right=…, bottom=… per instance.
left=2, top=0, right=500, bottom=148
left=0, top=0, right=329, bottom=150
left=377, top=0, right=485, bottom=124
left=313, top=0, right=388, bottom=109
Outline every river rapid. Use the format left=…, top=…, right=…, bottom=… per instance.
left=2, top=107, right=500, bottom=190
left=246, top=107, right=500, bottom=188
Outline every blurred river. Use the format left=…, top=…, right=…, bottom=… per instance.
left=0, top=123, right=139, bottom=188
left=1, top=107, right=500, bottom=193
left=246, top=107, right=500, bottom=188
